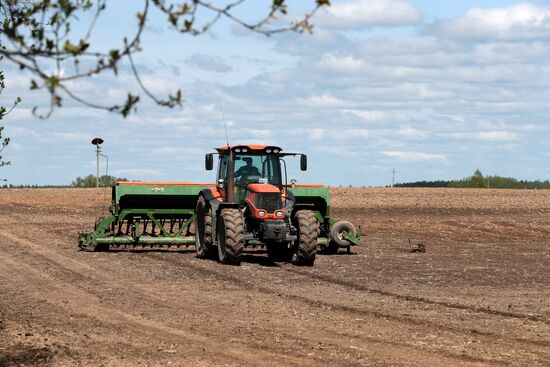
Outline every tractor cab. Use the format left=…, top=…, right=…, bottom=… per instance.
left=205, top=145, right=307, bottom=205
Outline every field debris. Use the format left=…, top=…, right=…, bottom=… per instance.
left=404, top=238, right=426, bottom=253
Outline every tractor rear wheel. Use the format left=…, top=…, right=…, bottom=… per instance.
left=195, top=196, right=214, bottom=259
left=291, top=210, right=318, bottom=266
left=217, top=208, right=244, bottom=265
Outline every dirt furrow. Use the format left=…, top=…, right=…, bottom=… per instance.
left=139, top=252, right=549, bottom=364
left=0, top=234, right=323, bottom=366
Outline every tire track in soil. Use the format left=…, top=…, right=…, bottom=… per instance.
left=144, top=251, right=550, bottom=345
left=286, top=267, right=550, bottom=325
left=142, top=252, right=549, bottom=364
left=442, top=221, right=550, bottom=238
left=0, top=230, right=326, bottom=366
left=142, top=253, right=503, bottom=366
left=16, top=223, right=550, bottom=348
left=0, top=254, right=260, bottom=366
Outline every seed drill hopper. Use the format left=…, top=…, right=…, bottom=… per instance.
left=78, top=145, right=362, bottom=265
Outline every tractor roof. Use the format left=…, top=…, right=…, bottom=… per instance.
left=215, top=144, right=282, bottom=153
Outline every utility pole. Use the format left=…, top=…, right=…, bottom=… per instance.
left=391, top=168, right=395, bottom=188
left=91, top=138, right=104, bottom=188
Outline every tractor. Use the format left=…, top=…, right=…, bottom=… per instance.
left=196, top=144, right=321, bottom=266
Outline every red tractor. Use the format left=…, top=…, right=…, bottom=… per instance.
left=195, top=144, right=320, bottom=266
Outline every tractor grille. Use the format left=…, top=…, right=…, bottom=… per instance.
left=255, top=193, right=283, bottom=212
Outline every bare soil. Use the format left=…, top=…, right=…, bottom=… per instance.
left=0, top=187, right=549, bottom=366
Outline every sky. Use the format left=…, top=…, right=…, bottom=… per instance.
left=1, top=0, right=550, bottom=186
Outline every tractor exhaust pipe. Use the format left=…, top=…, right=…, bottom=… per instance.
left=226, top=148, right=235, bottom=203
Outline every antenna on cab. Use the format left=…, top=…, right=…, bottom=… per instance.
left=220, top=103, right=230, bottom=148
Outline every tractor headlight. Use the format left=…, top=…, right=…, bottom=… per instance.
left=242, top=148, right=248, bottom=153
left=275, top=211, right=284, bottom=218
left=257, top=210, right=266, bottom=217
left=273, top=148, right=280, bottom=153
left=266, top=149, right=272, bottom=153
left=235, top=148, right=241, bottom=153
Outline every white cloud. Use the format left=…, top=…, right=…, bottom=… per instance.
left=51, top=132, right=91, bottom=142
left=300, top=94, right=347, bottom=108
left=113, top=168, right=161, bottom=176
left=443, top=131, right=519, bottom=142
left=396, top=127, right=426, bottom=139
left=342, top=109, right=388, bottom=122
left=439, top=3, right=550, bottom=41
left=382, top=151, right=447, bottom=162
left=185, top=54, right=233, bottom=73
left=306, top=128, right=325, bottom=141
left=317, top=54, right=366, bottom=74
left=150, top=147, right=203, bottom=155
left=317, top=0, right=422, bottom=29
left=247, top=129, right=272, bottom=138
left=332, top=128, right=371, bottom=140
left=273, top=29, right=351, bottom=56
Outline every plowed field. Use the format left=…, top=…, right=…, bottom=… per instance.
left=1, top=188, right=549, bottom=366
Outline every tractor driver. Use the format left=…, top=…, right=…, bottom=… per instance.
left=235, top=157, right=260, bottom=183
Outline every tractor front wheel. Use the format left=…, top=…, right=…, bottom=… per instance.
left=291, top=210, right=318, bottom=266
left=217, top=208, right=244, bottom=265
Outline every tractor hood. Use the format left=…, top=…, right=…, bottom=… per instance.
left=246, top=183, right=281, bottom=194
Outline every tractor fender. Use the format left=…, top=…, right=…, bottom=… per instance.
left=200, top=188, right=223, bottom=211
left=285, top=189, right=318, bottom=218
left=292, top=203, right=316, bottom=218
left=283, top=190, right=296, bottom=218
left=198, top=189, right=241, bottom=245
left=198, top=189, right=223, bottom=246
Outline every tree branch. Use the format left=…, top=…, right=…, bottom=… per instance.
left=0, top=0, right=330, bottom=118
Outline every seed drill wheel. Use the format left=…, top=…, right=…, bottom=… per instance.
left=330, top=220, right=357, bottom=250
left=195, top=196, right=215, bottom=259
left=217, top=208, right=244, bottom=265
left=291, top=210, right=318, bottom=266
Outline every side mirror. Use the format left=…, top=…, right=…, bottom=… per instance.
left=300, top=154, right=307, bottom=171
left=205, top=154, right=214, bottom=170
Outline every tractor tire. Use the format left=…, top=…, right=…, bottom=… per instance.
left=330, top=220, right=357, bottom=247
left=217, top=208, right=244, bottom=265
left=195, top=196, right=215, bottom=259
left=291, top=210, right=318, bottom=266
left=266, top=242, right=291, bottom=262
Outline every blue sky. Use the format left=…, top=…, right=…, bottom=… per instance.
left=1, top=0, right=550, bottom=186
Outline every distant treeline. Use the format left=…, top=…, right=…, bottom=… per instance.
left=1, top=174, right=129, bottom=189
left=72, top=174, right=128, bottom=188
left=395, top=170, right=550, bottom=189
left=395, top=180, right=450, bottom=188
